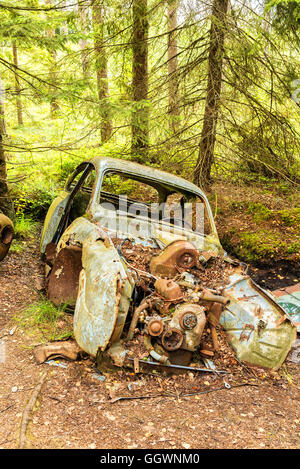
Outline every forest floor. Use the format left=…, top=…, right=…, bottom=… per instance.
left=0, top=236, right=299, bottom=450
left=209, top=181, right=300, bottom=290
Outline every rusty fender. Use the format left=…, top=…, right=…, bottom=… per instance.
left=0, top=214, right=14, bottom=261
left=70, top=222, right=134, bottom=356
left=221, top=274, right=297, bottom=370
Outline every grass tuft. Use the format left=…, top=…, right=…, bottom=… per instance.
left=14, top=215, right=38, bottom=239
left=14, top=298, right=74, bottom=343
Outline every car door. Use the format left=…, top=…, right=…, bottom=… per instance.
left=40, top=162, right=94, bottom=253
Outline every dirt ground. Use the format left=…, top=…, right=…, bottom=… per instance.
left=0, top=240, right=299, bottom=450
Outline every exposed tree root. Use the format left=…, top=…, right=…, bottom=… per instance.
left=18, top=370, right=48, bottom=449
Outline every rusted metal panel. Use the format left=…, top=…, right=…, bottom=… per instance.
left=0, top=213, right=14, bottom=261
left=47, top=245, right=82, bottom=306
left=44, top=217, right=134, bottom=356
left=272, top=284, right=300, bottom=333
left=73, top=235, right=134, bottom=357
left=57, top=216, right=101, bottom=249
left=221, top=274, right=297, bottom=370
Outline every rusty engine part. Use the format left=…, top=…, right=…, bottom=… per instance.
left=210, top=325, right=219, bottom=352
left=144, top=334, right=170, bottom=364
left=167, top=304, right=207, bottom=352
left=0, top=213, right=14, bottom=262
left=147, top=318, right=164, bottom=337
left=207, top=302, right=224, bottom=352
left=198, top=250, right=217, bottom=265
left=150, top=278, right=184, bottom=317
left=154, top=278, right=183, bottom=301
left=143, top=301, right=207, bottom=360
left=161, top=328, right=183, bottom=351
left=150, top=240, right=198, bottom=278
left=167, top=349, right=193, bottom=366
left=179, top=311, right=198, bottom=330
left=200, top=289, right=229, bottom=305
left=127, top=299, right=151, bottom=341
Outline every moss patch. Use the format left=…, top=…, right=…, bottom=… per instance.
left=277, top=208, right=300, bottom=227
left=236, top=230, right=287, bottom=262
left=246, top=202, right=273, bottom=222
left=212, top=181, right=300, bottom=265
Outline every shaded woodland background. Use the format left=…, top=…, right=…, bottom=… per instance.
left=0, top=0, right=299, bottom=265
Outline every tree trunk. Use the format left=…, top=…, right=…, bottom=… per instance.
left=78, top=0, right=90, bottom=79
left=92, top=0, right=112, bottom=144
left=46, top=0, right=59, bottom=118
left=193, top=0, right=229, bottom=189
left=167, top=0, right=180, bottom=133
left=131, top=0, right=149, bottom=162
left=0, top=91, right=14, bottom=219
left=12, top=42, right=23, bottom=126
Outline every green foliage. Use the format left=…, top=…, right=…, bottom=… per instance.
left=9, top=239, right=25, bottom=253
left=20, top=299, right=64, bottom=325
left=237, top=230, right=286, bottom=261
left=0, top=0, right=298, bottom=229
left=14, top=299, right=74, bottom=342
left=13, top=214, right=37, bottom=239
left=224, top=225, right=299, bottom=263
left=9, top=212, right=38, bottom=253
left=14, top=185, right=56, bottom=220
left=266, top=1, right=300, bottom=46
left=219, top=190, right=299, bottom=264
left=277, top=208, right=300, bottom=227
left=246, top=203, right=272, bottom=222
left=102, top=174, right=136, bottom=197
left=286, top=241, right=300, bottom=254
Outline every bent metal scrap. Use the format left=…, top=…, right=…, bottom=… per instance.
left=0, top=213, right=14, bottom=262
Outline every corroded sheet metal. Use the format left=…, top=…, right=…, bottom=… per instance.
left=272, top=283, right=300, bottom=333
left=47, top=245, right=82, bottom=306
left=0, top=213, right=14, bottom=261
left=73, top=234, right=134, bottom=357
left=40, top=191, right=70, bottom=253
left=57, top=216, right=101, bottom=249
left=221, top=274, right=297, bottom=370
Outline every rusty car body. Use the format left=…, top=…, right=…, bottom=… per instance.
left=0, top=213, right=14, bottom=261
left=40, top=157, right=297, bottom=371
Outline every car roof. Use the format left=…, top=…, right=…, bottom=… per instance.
left=89, top=156, right=207, bottom=199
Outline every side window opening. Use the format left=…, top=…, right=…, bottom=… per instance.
left=162, top=193, right=212, bottom=235
left=97, top=171, right=212, bottom=237
left=185, top=195, right=212, bottom=236
left=100, top=172, right=159, bottom=218
left=161, top=193, right=187, bottom=228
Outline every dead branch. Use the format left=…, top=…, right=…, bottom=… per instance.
left=18, top=370, right=48, bottom=449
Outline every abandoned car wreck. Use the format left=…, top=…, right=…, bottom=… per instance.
left=40, top=157, right=297, bottom=373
